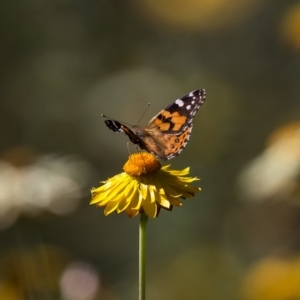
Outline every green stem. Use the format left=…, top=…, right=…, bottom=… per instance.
left=139, top=213, right=148, bottom=300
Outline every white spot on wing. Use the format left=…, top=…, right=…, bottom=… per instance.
left=186, top=105, right=191, bottom=110
left=175, top=99, right=184, bottom=107
left=191, top=100, right=195, bottom=104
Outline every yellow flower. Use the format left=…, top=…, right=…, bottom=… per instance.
left=241, top=255, right=300, bottom=300
left=91, top=153, right=201, bottom=218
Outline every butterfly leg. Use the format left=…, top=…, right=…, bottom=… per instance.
left=127, top=142, right=143, bottom=155
left=127, top=142, right=135, bottom=155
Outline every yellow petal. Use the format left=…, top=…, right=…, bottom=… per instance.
left=139, top=183, right=149, bottom=199
left=157, top=192, right=171, bottom=209
left=164, top=167, right=190, bottom=176
left=104, top=199, right=120, bottom=215
left=152, top=180, right=172, bottom=208
left=142, top=197, right=157, bottom=218
left=132, top=191, right=143, bottom=210
left=127, top=181, right=140, bottom=205
left=124, top=178, right=136, bottom=198
left=125, top=207, right=139, bottom=218
left=148, top=185, right=156, bottom=203
left=117, top=195, right=131, bottom=212
left=90, top=188, right=112, bottom=204
left=160, top=183, right=182, bottom=198
left=166, top=194, right=183, bottom=206
left=101, top=181, right=128, bottom=203
left=97, top=191, right=125, bottom=206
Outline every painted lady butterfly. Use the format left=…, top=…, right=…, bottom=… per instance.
left=103, top=89, right=206, bottom=160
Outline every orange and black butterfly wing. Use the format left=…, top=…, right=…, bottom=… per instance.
left=144, top=89, right=206, bottom=160
left=163, top=124, right=194, bottom=160
left=141, top=123, right=194, bottom=160
left=146, top=89, right=206, bottom=134
left=104, top=120, right=146, bottom=149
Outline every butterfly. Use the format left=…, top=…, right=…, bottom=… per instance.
left=103, top=89, right=206, bottom=160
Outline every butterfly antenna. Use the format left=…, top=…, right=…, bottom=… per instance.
left=101, top=114, right=132, bottom=127
left=137, top=103, right=150, bottom=126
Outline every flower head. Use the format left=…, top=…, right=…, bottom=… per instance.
left=91, top=153, right=201, bottom=218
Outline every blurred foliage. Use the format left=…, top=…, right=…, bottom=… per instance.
left=0, top=0, right=300, bottom=299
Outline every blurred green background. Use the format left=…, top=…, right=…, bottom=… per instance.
left=1, top=0, right=300, bottom=299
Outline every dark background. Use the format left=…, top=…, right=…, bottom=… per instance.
left=0, top=1, right=300, bottom=299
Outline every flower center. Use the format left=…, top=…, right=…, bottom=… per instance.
left=123, top=153, right=161, bottom=177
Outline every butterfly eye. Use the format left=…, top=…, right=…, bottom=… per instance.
left=132, top=126, right=144, bottom=137
left=135, top=130, right=143, bottom=137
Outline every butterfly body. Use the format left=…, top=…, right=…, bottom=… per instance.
left=104, top=89, right=206, bottom=160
